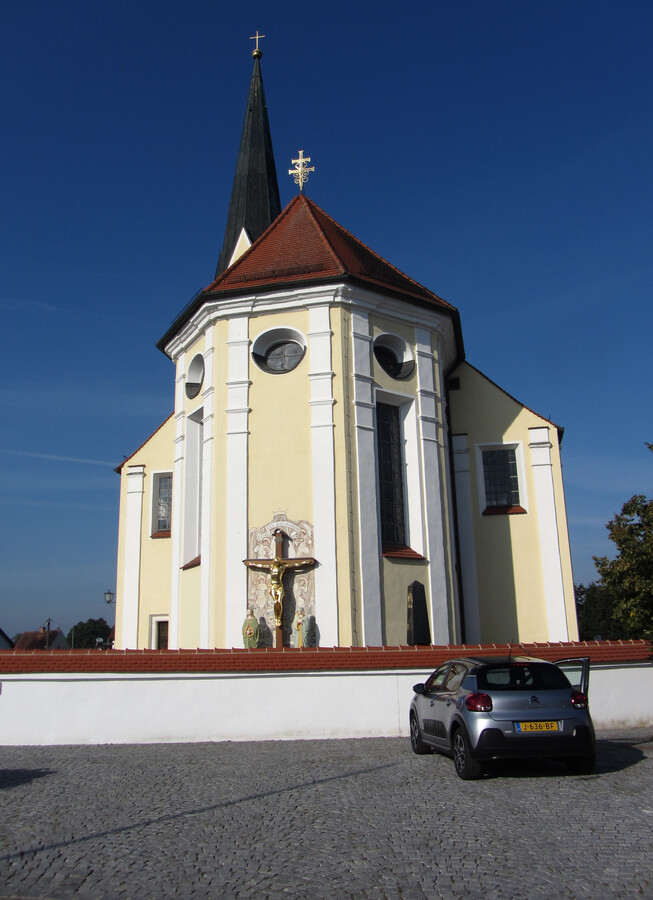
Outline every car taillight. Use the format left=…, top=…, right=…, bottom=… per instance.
left=571, top=690, right=588, bottom=709
left=465, top=692, right=493, bottom=712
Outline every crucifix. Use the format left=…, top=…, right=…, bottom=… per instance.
left=243, top=529, right=316, bottom=649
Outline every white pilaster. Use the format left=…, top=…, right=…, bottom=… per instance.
left=529, top=426, right=569, bottom=641
left=415, top=329, right=452, bottom=644
left=351, top=311, right=383, bottom=645
left=451, top=434, right=481, bottom=642
left=225, top=317, right=250, bottom=648
left=199, top=326, right=215, bottom=647
left=308, top=305, right=338, bottom=646
left=121, top=464, right=145, bottom=649
left=168, top=352, right=186, bottom=650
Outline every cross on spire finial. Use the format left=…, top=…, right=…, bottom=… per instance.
left=289, top=150, right=315, bottom=193
left=250, top=30, right=265, bottom=57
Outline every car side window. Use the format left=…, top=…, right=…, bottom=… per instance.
left=444, top=664, right=467, bottom=692
left=424, top=665, right=449, bottom=693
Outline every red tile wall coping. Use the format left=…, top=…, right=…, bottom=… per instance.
left=0, top=641, right=650, bottom=675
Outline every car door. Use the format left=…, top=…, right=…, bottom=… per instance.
left=415, top=664, right=451, bottom=746
left=554, top=657, right=590, bottom=695
left=432, top=662, right=468, bottom=744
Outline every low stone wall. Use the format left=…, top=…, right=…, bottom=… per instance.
left=1, top=642, right=650, bottom=745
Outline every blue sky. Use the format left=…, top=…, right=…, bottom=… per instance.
left=1, top=0, right=651, bottom=640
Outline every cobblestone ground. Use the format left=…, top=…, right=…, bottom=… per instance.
left=0, top=729, right=651, bottom=899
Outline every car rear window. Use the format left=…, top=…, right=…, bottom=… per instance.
left=477, top=663, right=571, bottom=691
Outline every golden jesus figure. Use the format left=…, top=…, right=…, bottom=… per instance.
left=243, top=529, right=316, bottom=628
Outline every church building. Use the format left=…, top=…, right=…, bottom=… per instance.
left=114, top=45, right=578, bottom=651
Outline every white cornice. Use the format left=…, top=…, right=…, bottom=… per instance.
left=164, top=282, right=459, bottom=367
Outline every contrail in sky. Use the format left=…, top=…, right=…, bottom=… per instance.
left=0, top=449, right=116, bottom=467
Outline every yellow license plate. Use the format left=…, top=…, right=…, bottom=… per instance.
left=516, top=721, right=559, bottom=733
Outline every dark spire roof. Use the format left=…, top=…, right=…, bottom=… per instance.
left=215, top=51, right=281, bottom=277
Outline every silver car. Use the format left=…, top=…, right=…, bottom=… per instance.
left=409, top=656, right=596, bottom=779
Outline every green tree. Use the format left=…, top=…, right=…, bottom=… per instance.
left=593, top=492, right=653, bottom=640
left=66, top=617, right=111, bottom=649
left=574, top=582, right=620, bottom=641
left=575, top=443, right=653, bottom=642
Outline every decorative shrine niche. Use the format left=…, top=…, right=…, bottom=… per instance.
left=247, top=513, right=316, bottom=647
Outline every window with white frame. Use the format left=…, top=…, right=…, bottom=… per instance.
left=376, top=401, right=407, bottom=546
left=374, top=393, right=423, bottom=555
left=479, top=444, right=526, bottom=515
left=151, top=473, right=172, bottom=537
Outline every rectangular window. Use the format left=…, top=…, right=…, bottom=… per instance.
left=156, top=619, right=169, bottom=650
left=376, top=402, right=406, bottom=546
left=481, top=447, right=526, bottom=515
left=151, top=473, right=172, bottom=536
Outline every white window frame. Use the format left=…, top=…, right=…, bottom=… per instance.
left=475, top=441, right=528, bottom=515
left=150, top=471, right=173, bottom=536
left=374, top=389, right=423, bottom=554
left=149, top=615, right=169, bottom=649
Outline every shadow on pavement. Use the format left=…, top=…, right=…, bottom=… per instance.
left=0, top=768, right=55, bottom=790
left=0, top=760, right=398, bottom=862
left=482, top=734, right=649, bottom=780
left=594, top=734, right=650, bottom=774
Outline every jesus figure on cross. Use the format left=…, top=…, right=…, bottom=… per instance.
left=243, top=529, right=316, bottom=647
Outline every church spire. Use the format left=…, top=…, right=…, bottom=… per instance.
left=215, top=38, right=281, bottom=276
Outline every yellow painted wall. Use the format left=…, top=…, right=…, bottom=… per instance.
left=178, top=564, right=202, bottom=649
left=448, top=362, right=576, bottom=642
left=114, top=414, right=175, bottom=650
left=247, top=310, right=313, bottom=527
left=381, top=559, right=431, bottom=644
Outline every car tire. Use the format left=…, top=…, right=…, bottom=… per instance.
left=409, top=713, right=432, bottom=755
left=452, top=727, right=483, bottom=780
left=566, top=753, right=596, bottom=775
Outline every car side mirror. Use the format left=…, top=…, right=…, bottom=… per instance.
left=413, top=683, right=425, bottom=694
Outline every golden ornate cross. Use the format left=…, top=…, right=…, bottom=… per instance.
left=289, top=150, right=315, bottom=193
left=243, top=529, right=316, bottom=647
left=249, top=30, right=265, bottom=56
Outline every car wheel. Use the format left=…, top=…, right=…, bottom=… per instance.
left=566, top=753, right=596, bottom=775
left=452, top=727, right=483, bottom=780
left=409, top=713, right=432, bottom=755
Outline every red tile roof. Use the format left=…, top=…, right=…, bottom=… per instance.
left=158, top=195, right=462, bottom=353
left=0, top=641, right=649, bottom=674
left=13, top=628, right=67, bottom=651
left=206, top=194, right=455, bottom=309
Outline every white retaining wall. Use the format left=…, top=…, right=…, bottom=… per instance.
left=0, top=663, right=651, bottom=746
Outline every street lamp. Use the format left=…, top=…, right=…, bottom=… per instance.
left=103, top=589, right=116, bottom=650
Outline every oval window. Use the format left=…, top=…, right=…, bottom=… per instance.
left=252, top=328, right=306, bottom=374
left=186, top=353, right=205, bottom=399
left=373, top=334, right=415, bottom=380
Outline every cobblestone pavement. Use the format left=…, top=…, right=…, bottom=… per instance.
left=0, top=729, right=651, bottom=899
